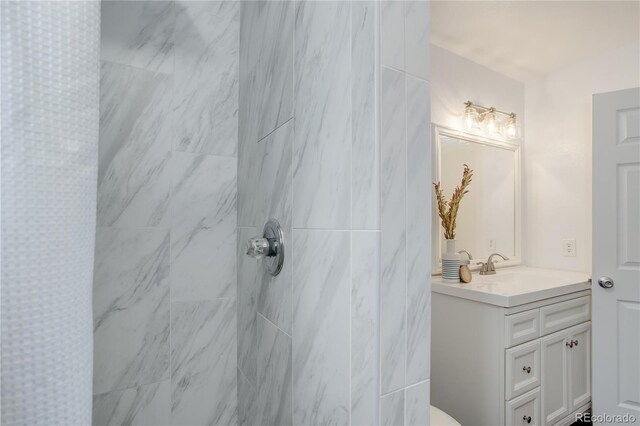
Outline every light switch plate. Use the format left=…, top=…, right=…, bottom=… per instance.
left=562, top=239, right=576, bottom=257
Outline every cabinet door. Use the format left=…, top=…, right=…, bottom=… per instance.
left=568, top=322, right=591, bottom=412
left=541, top=330, right=570, bottom=425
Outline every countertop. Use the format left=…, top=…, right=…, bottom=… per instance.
left=432, top=266, right=591, bottom=307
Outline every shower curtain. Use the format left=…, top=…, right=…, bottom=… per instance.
left=1, top=1, right=100, bottom=424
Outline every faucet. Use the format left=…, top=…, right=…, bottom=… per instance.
left=477, top=253, right=509, bottom=275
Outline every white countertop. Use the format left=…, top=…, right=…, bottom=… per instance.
left=432, top=266, right=591, bottom=307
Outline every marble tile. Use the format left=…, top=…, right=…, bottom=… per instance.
left=171, top=369, right=237, bottom=425
left=293, top=230, right=350, bottom=425
left=170, top=152, right=237, bottom=301
left=406, top=77, right=431, bottom=385
left=98, top=62, right=172, bottom=228
left=380, top=66, right=407, bottom=394
left=238, top=227, right=258, bottom=386
left=101, top=1, right=175, bottom=73
left=380, top=389, right=405, bottom=426
left=255, top=315, right=292, bottom=426
left=351, top=231, right=380, bottom=426
left=380, top=0, right=404, bottom=70
left=238, top=368, right=257, bottom=426
left=170, top=299, right=237, bottom=425
left=256, top=121, right=293, bottom=334
left=93, top=227, right=170, bottom=395
left=173, top=1, right=239, bottom=156
left=239, top=0, right=293, bottom=146
left=237, top=133, right=261, bottom=227
left=405, top=381, right=430, bottom=426
left=352, top=1, right=379, bottom=230
left=405, top=1, right=430, bottom=81
left=93, top=381, right=171, bottom=426
left=293, top=1, right=352, bottom=229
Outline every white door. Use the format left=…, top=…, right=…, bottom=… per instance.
left=592, top=87, right=640, bottom=422
left=541, top=330, right=569, bottom=425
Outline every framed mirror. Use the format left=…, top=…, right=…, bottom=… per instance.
left=432, top=125, right=522, bottom=273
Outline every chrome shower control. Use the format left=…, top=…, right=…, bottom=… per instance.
left=245, top=219, right=284, bottom=276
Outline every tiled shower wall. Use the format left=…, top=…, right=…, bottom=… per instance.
left=93, top=2, right=238, bottom=424
left=379, top=1, right=432, bottom=424
left=237, top=1, right=431, bottom=425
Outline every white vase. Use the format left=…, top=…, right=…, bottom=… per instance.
left=442, top=239, right=461, bottom=282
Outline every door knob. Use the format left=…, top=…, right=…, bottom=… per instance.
left=245, top=219, right=285, bottom=276
left=598, top=276, right=614, bottom=288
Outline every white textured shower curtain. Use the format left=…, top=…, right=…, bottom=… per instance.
left=1, top=1, right=100, bottom=424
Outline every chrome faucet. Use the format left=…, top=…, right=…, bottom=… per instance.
left=477, top=253, right=509, bottom=275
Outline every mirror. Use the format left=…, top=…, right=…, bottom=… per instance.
left=432, top=126, right=521, bottom=272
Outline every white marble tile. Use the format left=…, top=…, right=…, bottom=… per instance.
left=93, top=381, right=171, bottom=426
left=170, top=152, right=236, bottom=301
left=352, top=1, right=380, bottom=230
left=173, top=1, right=239, bottom=156
left=293, top=230, right=350, bottom=425
left=380, top=0, right=404, bottom=70
left=293, top=1, right=352, bottom=229
left=405, top=381, right=430, bottom=426
left=406, top=77, right=431, bottom=385
left=380, top=66, right=407, bottom=394
left=351, top=231, right=380, bottom=426
left=255, top=315, right=292, bottom=426
left=380, top=389, right=405, bottom=426
left=405, top=1, right=430, bottom=81
left=171, top=369, right=237, bottom=426
left=238, top=227, right=258, bottom=386
left=101, top=1, right=175, bottom=73
left=93, top=227, right=170, bottom=395
left=239, top=0, right=293, bottom=146
left=238, top=368, right=257, bottom=426
left=256, top=121, right=293, bottom=334
left=170, top=299, right=237, bottom=425
left=98, top=62, right=172, bottom=228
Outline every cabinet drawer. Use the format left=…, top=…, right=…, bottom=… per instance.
left=540, top=296, right=590, bottom=336
left=506, top=340, right=541, bottom=399
left=507, top=388, right=541, bottom=426
left=505, top=309, right=540, bottom=347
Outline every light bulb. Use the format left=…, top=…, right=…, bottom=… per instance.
left=463, top=104, right=480, bottom=130
left=505, top=114, right=520, bottom=140
left=485, top=110, right=500, bottom=136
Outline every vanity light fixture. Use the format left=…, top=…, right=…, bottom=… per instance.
left=462, top=101, right=520, bottom=140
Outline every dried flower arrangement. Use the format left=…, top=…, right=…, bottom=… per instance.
left=433, top=164, right=474, bottom=240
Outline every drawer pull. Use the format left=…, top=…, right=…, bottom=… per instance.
left=523, top=415, right=532, bottom=423
left=522, top=366, right=531, bottom=374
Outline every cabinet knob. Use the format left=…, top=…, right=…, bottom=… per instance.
left=573, top=339, right=578, bottom=347
left=566, top=341, right=574, bottom=348
left=523, top=415, right=532, bottom=423
left=522, top=366, right=531, bottom=374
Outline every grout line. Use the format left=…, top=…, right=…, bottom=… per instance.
left=291, top=1, right=296, bottom=424
left=349, top=0, right=354, bottom=422
left=257, top=311, right=292, bottom=339
left=256, top=116, right=294, bottom=145
left=93, top=378, right=170, bottom=398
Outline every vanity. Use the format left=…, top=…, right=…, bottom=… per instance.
left=431, top=267, right=592, bottom=426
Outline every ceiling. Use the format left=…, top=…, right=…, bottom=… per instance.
left=431, top=1, right=640, bottom=82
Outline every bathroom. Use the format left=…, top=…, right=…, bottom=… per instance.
left=1, top=1, right=638, bottom=426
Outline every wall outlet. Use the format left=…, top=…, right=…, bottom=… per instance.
left=487, top=238, right=496, bottom=252
left=562, top=239, right=576, bottom=257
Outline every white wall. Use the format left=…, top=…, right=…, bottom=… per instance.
left=524, top=40, right=640, bottom=272
left=431, top=44, right=525, bottom=133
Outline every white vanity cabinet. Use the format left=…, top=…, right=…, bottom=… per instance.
left=431, top=268, right=591, bottom=426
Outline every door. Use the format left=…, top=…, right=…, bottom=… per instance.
left=592, top=87, right=640, bottom=422
left=541, top=330, right=570, bottom=425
